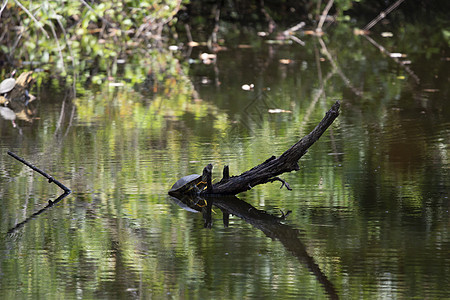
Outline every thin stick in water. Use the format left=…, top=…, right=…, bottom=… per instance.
left=7, top=151, right=72, bottom=194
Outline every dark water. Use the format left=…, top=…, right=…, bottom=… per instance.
left=1, top=23, right=449, bottom=299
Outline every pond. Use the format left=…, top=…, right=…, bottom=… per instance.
left=1, top=22, right=449, bottom=299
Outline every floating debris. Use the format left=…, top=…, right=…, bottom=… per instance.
left=200, top=53, right=216, bottom=64
left=241, top=84, right=254, bottom=91
left=279, top=59, right=293, bottom=65
left=108, top=82, right=124, bottom=87
left=390, top=53, right=406, bottom=58
left=353, top=28, right=370, bottom=35
left=268, top=108, right=292, bottom=114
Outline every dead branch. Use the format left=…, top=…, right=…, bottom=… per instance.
left=6, top=151, right=72, bottom=234
left=200, top=101, right=340, bottom=195
left=316, top=0, right=335, bottom=33
left=363, top=0, right=405, bottom=31
left=7, top=151, right=72, bottom=194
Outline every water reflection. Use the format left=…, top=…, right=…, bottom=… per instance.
left=170, top=193, right=339, bottom=299
left=5, top=151, right=71, bottom=234
left=6, top=191, right=70, bottom=235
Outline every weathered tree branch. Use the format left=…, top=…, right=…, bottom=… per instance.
left=201, top=101, right=340, bottom=195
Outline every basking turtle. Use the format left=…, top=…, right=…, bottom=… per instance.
left=0, top=78, right=16, bottom=96
left=169, top=174, right=207, bottom=196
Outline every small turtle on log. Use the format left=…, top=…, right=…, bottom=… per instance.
left=169, top=174, right=207, bottom=196
left=0, top=78, right=16, bottom=97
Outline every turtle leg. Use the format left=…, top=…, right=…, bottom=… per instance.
left=196, top=180, right=207, bottom=191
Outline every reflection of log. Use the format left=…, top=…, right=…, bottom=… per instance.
left=169, top=194, right=339, bottom=299
left=211, top=196, right=339, bottom=299
left=7, top=191, right=71, bottom=235
left=202, top=101, right=340, bottom=195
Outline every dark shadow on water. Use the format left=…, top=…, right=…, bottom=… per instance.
left=169, top=194, right=339, bottom=300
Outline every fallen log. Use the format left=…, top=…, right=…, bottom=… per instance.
left=201, top=100, right=340, bottom=195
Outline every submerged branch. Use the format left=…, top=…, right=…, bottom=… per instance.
left=7, top=192, right=70, bottom=234
left=211, top=196, right=339, bottom=299
left=363, top=34, right=420, bottom=84
left=318, top=38, right=363, bottom=97
left=170, top=194, right=339, bottom=299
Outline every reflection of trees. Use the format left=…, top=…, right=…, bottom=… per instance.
left=172, top=194, right=340, bottom=299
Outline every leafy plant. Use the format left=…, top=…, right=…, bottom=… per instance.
left=0, top=0, right=186, bottom=82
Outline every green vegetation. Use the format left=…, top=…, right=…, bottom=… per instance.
left=2, top=0, right=447, bottom=90
left=1, top=0, right=186, bottom=83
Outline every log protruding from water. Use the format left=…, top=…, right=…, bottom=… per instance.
left=200, top=101, right=340, bottom=196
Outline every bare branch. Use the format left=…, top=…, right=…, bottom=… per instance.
left=7, top=151, right=71, bottom=194
left=316, top=0, right=334, bottom=33
left=12, top=0, right=49, bottom=38
left=363, top=0, right=405, bottom=31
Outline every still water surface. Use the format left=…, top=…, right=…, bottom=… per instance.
left=1, top=24, right=449, bottom=299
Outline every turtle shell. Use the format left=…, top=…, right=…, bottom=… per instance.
left=169, top=174, right=205, bottom=195
left=0, top=78, right=16, bottom=94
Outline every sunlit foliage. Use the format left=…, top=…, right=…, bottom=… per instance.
left=1, top=0, right=185, bottom=80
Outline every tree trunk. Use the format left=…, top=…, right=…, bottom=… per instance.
left=201, top=101, right=340, bottom=195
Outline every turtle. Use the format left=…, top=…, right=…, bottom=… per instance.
left=169, top=174, right=207, bottom=196
left=0, top=78, right=16, bottom=95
